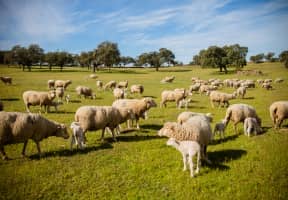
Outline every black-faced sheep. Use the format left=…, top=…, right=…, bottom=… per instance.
left=243, top=117, right=262, bottom=137
left=269, top=101, right=288, bottom=129
left=0, top=111, right=69, bottom=160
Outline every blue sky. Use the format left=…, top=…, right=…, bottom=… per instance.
left=0, top=0, right=288, bottom=63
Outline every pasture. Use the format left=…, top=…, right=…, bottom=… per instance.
left=0, top=63, right=287, bottom=199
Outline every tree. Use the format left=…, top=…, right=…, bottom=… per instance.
left=265, top=52, right=275, bottom=62
left=55, top=51, right=72, bottom=71
left=94, top=41, right=120, bottom=70
left=137, top=51, right=161, bottom=71
left=158, top=48, right=175, bottom=66
left=45, top=52, right=58, bottom=71
left=28, top=44, right=44, bottom=67
left=200, top=46, right=228, bottom=73
left=223, top=44, right=248, bottom=68
left=250, top=53, right=264, bottom=63
left=120, top=56, right=135, bottom=67
left=279, top=50, right=288, bottom=68
left=192, top=55, right=201, bottom=65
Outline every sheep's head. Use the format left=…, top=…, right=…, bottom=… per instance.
left=166, top=138, right=179, bottom=146
left=158, top=122, right=177, bottom=137
left=56, top=124, right=69, bottom=139
left=144, top=97, right=157, bottom=109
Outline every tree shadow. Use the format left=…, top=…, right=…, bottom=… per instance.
left=0, top=98, right=20, bottom=101
left=29, top=142, right=113, bottom=159
left=211, top=134, right=239, bottom=145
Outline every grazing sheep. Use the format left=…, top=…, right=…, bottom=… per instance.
left=55, top=80, right=72, bottom=89
left=209, top=91, right=237, bottom=108
left=47, top=80, right=55, bottom=89
left=104, top=80, right=117, bottom=90
left=0, top=76, right=12, bottom=85
left=158, top=115, right=213, bottom=164
left=130, top=84, right=144, bottom=94
left=96, top=80, right=103, bottom=89
left=22, top=90, right=56, bottom=113
left=0, top=111, right=69, bottom=160
left=264, top=79, right=273, bottom=83
left=161, top=76, right=175, bottom=83
left=257, top=79, right=264, bottom=84
left=177, top=112, right=213, bottom=124
left=243, top=117, right=262, bottom=137
left=75, top=106, right=133, bottom=141
left=178, top=98, right=192, bottom=109
left=75, top=86, right=95, bottom=99
left=188, top=83, right=201, bottom=94
left=213, top=120, right=226, bottom=139
left=236, top=86, right=247, bottom=99
left=89, top=74, right=98, bottom=79
left=56, top=87, right=65, bottom=102
left=262, top=82, right=273, bottom=90
left=46, top=101, right=63, bottom=113
left=117, top=80, right=128, bottom=89
left=269, top=101, right=288, bottom=129
left=160, top=89, right=186, bottom=108
left=241, top=80, right=255, bottom=88
left=274, top=78, right=284, bottom=83
left=0, top=101, right=3, bottom=111
left=223, top=104, right=261, bottom=134
left=199, top=85, right=215, bottom=95
left=166, top=138, right=201, bottom=177
left=113, top=88, right=125, bottom=99
left=112, top=97, right=157, bottom=129
left=70, top=122, right=86, bottom=150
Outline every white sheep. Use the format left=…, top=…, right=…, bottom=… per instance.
left=160, top=89, right=186, bottom=108
left=0, top=76, right=12, bottom=85
left=65, top=94, right=70, bottom=104
left=161, top=76, right=175, bottom=83
left=0, top=111, right=69, bottom=160
left=243, top=117, right=262, bottom=137
left=209, top=91, right=236, bottom=108
left=166, top=138, right=201, bottom=177
left=262, top=82, right=273, bottom=90
left=178, top=98, right=192, bottom=109
left=55, top=80, right=72, bottom=89
left=236, top=86, right=247, bottom=99
left=22, top=90, right=56, bottom=113
left=223, top=103, right=262, bottom=134
left=89, top=74, right=98, bottom=79
left=112, top=97, right=157, bottom=129
left=213, top=120, right=226, bottom=139
left=96, top=80, right=103, bottom=90
left=47, top=80, right=55, bottom=89
left=46, top=101, right=63, bottom=113
left=130, top=84, right=144, bottom=95
left=188, top=83, right=201, bottom=94
left=158, top=115, right=213, bottom=164
left=274, top=78, right=284, bottom=83
left=269, top=101, right=288, bottom=129
left=70, top=122, right=86, bottom=150
left=177, top=111, right=213, bottom=124
left=75, top=86, right=96, bottom=99
left=113, top=88, right=125, bottom=99
left=117, top=80, right=128, bottom=89
left=56, top=87, right=65, bottom=102
left=104, top=80, right=117, bottom=90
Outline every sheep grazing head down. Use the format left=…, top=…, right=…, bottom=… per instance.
left=55, top=124, right=70, bottom=139
left=144, top=97, right=157, bottom=108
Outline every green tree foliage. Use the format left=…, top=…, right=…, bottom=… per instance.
left=223, top=44, right=248, bottom=68
left=158, top=48, right=175, bottom=66
left=279, top=50, right=288, bottom=68
left=265, top=52, right=277, bottom=62
left=56, top=51, right=72, bottom=71
left=120, top=56, right=135, bottom=67
left=250, top=53, right=264, bottom=63
left=94, top=41, right=120, bottom=70
left=45, top=52, right=58, bottom=71
left=79, top=51, right=94, bottom=69
left=28, top=44, right=44, bottom=67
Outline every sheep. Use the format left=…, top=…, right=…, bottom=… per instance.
left=74, top=106, right=134, bottom=141
left=75, top=86, right=95, bottom=99
left=117, top=80, right=128, bottom=89
left=274, top=78, right=284, bottom=83
left=262, top=82, right=273, bottom=90
left=46, top=101, right=63, bottom=113
left=243, top=117, right=262, bottom=137
left=112, top=97, right=157, bottom=129
left=55, top=80, right=72, bottom=89
left=130, top=84, right=144, bottom=94
left=166, top=138, right=201, bottom=177
left=89, top=74, right=97, bottom=79
left=113, top=88, right=125, bottom=99
left=70, top=122, right=86, bottom=150
left=199, top=85, right=215, bottom=95
left=0, top=76, right=12, bottom=85
left=236, top=86, right=247, bottom=99
left=96, top=80, right=103, bottom=89
left=47, top=80, right=55, bottom=89
left=158, top=115, right=213, bottom=164
left=188, top=83, right=201, bottom=94
left=22, top=90, right=56, bottom=113
left=264, top=79, right=273, bottom=83
left=177, top=111, right=213, bottom=124
left=65, top=94, right=70, bottom=103
left=223, top=104, right=261, bottom=134
left=209, top=91, right=237, bottom=108
left=104, top=80, right=117, bottom=90
left=0, top=111, right=69, bottom=160
left=269, top=101, right=288, bottom=129
left=257, top=79, right=264, bottom=85
left=160, top=89, right=186, bottom=108
left=56, top=87, right=65, bottom=102
left=178, top=98, right=192, bottom=109
left=241, top=80, right=255, bottom=88
left=161, top=76, right=175, bottom=83
left=213, top=120, right=226, bottom=139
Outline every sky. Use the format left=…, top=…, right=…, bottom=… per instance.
left=0, top=0, right=288, bottom=64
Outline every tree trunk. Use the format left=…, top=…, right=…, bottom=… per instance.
left=22, top=65, right=25, bottom=71
left=49, top=65, right=52, bottom=71
left=224, top=65, right=228, bottom=74
left=60, top=65, right=63, bottom=71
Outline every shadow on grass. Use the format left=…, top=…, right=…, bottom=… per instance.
left=244, top=97, right=255, bottom=100
left=141, top=124, right=163, bottom=131
left=69, top=100, right=82, bottom=103
left=29, top=142, right=113, bottom=160
left=211, top=135, right=239, bottom=145
left=0, top=98, right=20, bottom=101
left=110, top=135, right=161, bottom=142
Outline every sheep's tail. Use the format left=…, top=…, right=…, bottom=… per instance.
left=223, top=108, right=232, bottom=127
left=269, top=104, right=277, bottom=126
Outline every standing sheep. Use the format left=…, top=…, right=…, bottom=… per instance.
left=75, top=86, right=96, bottom=99
left=70, top=122, right=86, bottom=150
left=269, top=101, right=288, bottom=129
left=55, top=80, right=72, bottom=89
left=0, top=111, right=69, bottom=160
left=236, top=86, right=247, bottom=99
left=22, top=90, right=56, bottom=113
left=56, top=87, right=65, bottom=102
left=130, top=84, right=144, bottom=95
left=117, top=80, right=128, bottom=89
left=243, top=117, right=262, bottom=137
left=213, top=120, right=226, bottom=139
left=113, top=88, right=125, bottom=99
left=209, top=91, right=236, bottom=108
left=104, top=80, right=117, bottom=90
left=47, top=80, right=55, bottom=89
left=96, top=80, right=103, bottom=90
left=158, top=115, right=213, bottom=164
left=160, top=89, right=186, bottom=108
left=0, top=76, right=12, bottom=85
left=223, top=104, right=261, bottom=134
left=166, top=138, right=201, bottom=177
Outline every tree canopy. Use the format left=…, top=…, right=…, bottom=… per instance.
left=279, top=50, right=288, bottom=68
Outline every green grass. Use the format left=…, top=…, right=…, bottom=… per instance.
left=0, top=63, right=288, bottom=200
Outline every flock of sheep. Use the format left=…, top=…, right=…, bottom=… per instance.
left=0, top=74, right=287, bottom=178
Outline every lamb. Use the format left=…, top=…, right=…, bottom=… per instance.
left=223, top=103, right=262, bottom=134
left=130, top=84, right=144, bottom=94
left=112, top=97, right=157, bottom=129
left=55, top=80, right=72, bottom=89
left=117, top=80, right=128, bottom=89
left=166, top=138, right=201, bottom=177
left=65, top=94, right=70, bottom=103
left=22, top=90, right=56, bottom=113
left=158, top=115, right=213, bottom=164
left=209, top=91, right=237, bottom=108
left=161, top=76, right=175, bottom=83
left=274, top=78, right=284, bottom=83
left=74, top=106, right=134, bottom=141
left=243, top=117, right=262, bottom=137
left=113, top=88, right=125, bottom=99
left=236, top=86, right=247, bottom=99
left=269, top=101, right=288, bottom=129
left=160, top=89, right=186, bottom=108
left=70, top=122, right=86, bottom=150
left=177, top=111, right=213, bottom=124
left=47, top=80, right=55, bottom=89
left=47, top=101, right=63, bottom=113
left=56, top=87, right=65, bottom=102
left=75, top=86, right=96, bottom=99
left=0, top=76, right=12, bottom=85
left=213, top=120, right=226, bottom=139
left=178, top=98, right=192, bottom=109
left=104, top=80, right=117, bottom=90
left=96, top=80, right=103, bottom=89
left=0, top=111, right=69, bottom=160
left=199, top=85, right=215, bottom=95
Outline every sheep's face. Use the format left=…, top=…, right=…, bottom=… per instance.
left=158, top=122, right=176, bottom=137
left=145, top=98, right=157, bottom=108
left=56, top=124, right=70, bottom=139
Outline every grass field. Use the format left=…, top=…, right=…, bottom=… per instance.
left=0, top=63, right=287, bottom=200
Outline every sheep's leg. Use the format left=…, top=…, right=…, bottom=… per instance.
left=25, top=104, right=31, bottom=113
left=70, top=136, right=75, bottom=150
left=203, top=145, right=211, bottom=164
left=182, top=154, right=187, bottom=171
left=233, top=122, right=238, bottom=135
left=101, top=129, right=105, bottom=141
left=0, top=145, right=8, bottom=160
left=35, top=141, right=42, bottom=158
left=188, top=155, right=194, bottom=177
left=243, top=122, right=248, bottom=136
left=278, top=119, right=283, bottom=129
left=195, top=151, right=201, bottom=174
left=136, top=119, right=140, bottom=129
left=21, top=140, right=28, bottom=157
left=110, top=128, right=117, bottom=142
